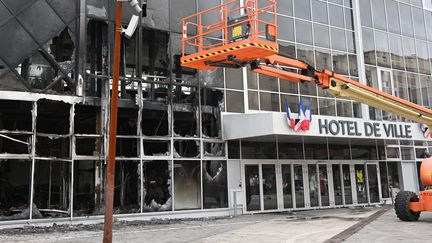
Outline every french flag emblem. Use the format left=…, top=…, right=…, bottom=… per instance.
left=420, top=123, right=432, bottom=139
left=285, top=97, right=312, bottom=132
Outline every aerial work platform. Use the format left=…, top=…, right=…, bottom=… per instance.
left=180, top=38, right=277, bottom=70
left=181, top=0, right=278, bottom=70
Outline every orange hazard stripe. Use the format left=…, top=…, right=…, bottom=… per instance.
left=180, top=43, right=278, bottom=64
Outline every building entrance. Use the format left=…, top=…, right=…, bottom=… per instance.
left=243, top=161, right=382, bottom=213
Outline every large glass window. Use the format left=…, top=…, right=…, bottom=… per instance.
left=399, top=3, right=414, bottom=37
left=371, top=0, right=387, bottom=31
left=389, top=34, right=405, bottom=70
left=294, top=0, right=311, bottom=20
left=174, top=161, right=201, bottom=210
left=312, top=0, right=328, bottom=24
left=363, top=28, right=376, bottom=65
left=386, top=0, right=401, bottom=34
left=295, top=20, right=313, bottom=45
left=375, top=31, right=391, bottom=67
left=359, top=0, right=373, bottom=27
left=203, top=161, right=228, bottom=209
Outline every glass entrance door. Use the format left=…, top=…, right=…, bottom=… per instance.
left=244, top=163, right=278, bottom=212
left=342, top=164, right=353, bottom=204
left=245, top=165, right=260, bottom=211
left=332, top=164, right=343, bottom=206
left=262, top=164, right=277, bottom=210
left=367, top=164, right=380, bottom=203
left=281, top=164, right=293, bottom=209
left=318, top=164, right=330, bottom=207
left=293, top=164, right=305, bottom=208
left=308, top=164, right=319, bottom=207
left=355, top=164, right=367, bottom=204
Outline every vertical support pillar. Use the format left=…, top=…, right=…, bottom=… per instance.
left=70, top=104, right=75, bottom=220
left=29, top=101, right=37, bottom=221
left=137, top=1, right=144, bottom=213
left=352, top=0, right=369, bottom=120
left=77, top=0, right=87, bottom=97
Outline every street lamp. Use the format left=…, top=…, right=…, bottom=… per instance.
left=103, top=1, right=142, bottom=243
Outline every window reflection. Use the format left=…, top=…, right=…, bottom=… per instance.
left=386, top=0, right=401, bottom=34
left=315, top=48, right=332, bottom=70
left=314, top=24, right=330, bottom=48
left=260, top=92, right=280, bottom=112
left=362, top=28, right=376, bottom=65
left=330, top=28, right=347, bottom=51
left=399, top=3, right=414, bottom=37
left=278, top=16, right=295, bottom=42
left=295, top=20, right=313, bottom=45
left=389, top=35, right=405, bottom=70
left=371, top=0, right=387, bottom=31
left=329, top=4, right=345, bottom=28
left=374, top=31, right=391, bottom=68
left=294, top=0, right=311, bottom=20
left=312, top=0, right=328, bottom=24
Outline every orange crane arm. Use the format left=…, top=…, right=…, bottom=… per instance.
left=250, top=54, right=432, bottom=129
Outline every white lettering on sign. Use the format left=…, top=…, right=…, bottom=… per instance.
left=318, top=119, right=413, bottom=139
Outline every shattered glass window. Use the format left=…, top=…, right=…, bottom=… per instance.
left=143, top=160, right=172, bottom=212
left=203, top=161, right=228, bottom=209
left=114, top=161, right=140, bottom=214
left=33, top=160, right=71, bottom=218
left=174, top=160, right=201, bottom=210
left=0, top=160, right=31, bottom=221
left=73, top=160, right=97, bottom=216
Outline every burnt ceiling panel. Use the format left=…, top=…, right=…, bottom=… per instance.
left=46, top=0, right=77, bottom=23
left=0, top=2, right=11, bottom=26
left=18, top=0, right=64, bottom=45
left=0, top=19, right=38, bottom=67
left=1, top=0, right=35, bottom=14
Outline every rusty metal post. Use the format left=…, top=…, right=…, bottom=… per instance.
left=103, top=2, right=123, bottom=243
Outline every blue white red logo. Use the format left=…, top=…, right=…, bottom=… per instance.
left=285, top=97, right=312, bottom=132
left=419, top=123, right=432, bottom=139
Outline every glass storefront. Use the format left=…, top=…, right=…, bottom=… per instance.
left=243, top=160, right=385, bottom=212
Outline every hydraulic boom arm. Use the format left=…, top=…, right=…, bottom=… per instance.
left=250, top=54, right=432, bottom=129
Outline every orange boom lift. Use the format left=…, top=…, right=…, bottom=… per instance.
left=181, top=0, right=432, bottom=221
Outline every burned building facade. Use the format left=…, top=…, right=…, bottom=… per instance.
left=0, top=0, right=228, bottom=223
left=1, top=0, right=432, bottom=224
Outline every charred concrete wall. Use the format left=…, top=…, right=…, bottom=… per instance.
left=0, top=0, right=229, bottom=223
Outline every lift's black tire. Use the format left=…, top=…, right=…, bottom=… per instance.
left=395, top=191, right=420, bottom=221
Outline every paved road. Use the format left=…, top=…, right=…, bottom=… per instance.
left=345, top=209, right=432, bottom=243
left=1, top=207, right=432, bottom=242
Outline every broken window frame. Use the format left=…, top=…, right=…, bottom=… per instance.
left=202, top=160, right=228, bottom=209
left=0, top=159, right=32, bottom=221
left=142, top=138, right=171, bottom=158
left=173, top=160, right=202, bottom=211
left=32, top=159, right=72, bottom=219
left=74, top=135, right=103, bottom=159
left=115, top=136, right=140, bottom=158
left=173, top=139, right=201, bottom=158
left=142, top=160, right=172, bottom=213
left=202, top=140, right=226, bottom=159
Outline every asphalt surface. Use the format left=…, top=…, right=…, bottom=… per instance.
left=1, top=206, right=431, bottom=242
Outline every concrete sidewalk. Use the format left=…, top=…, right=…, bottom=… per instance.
left=0, top=207, right=381, bottom=243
